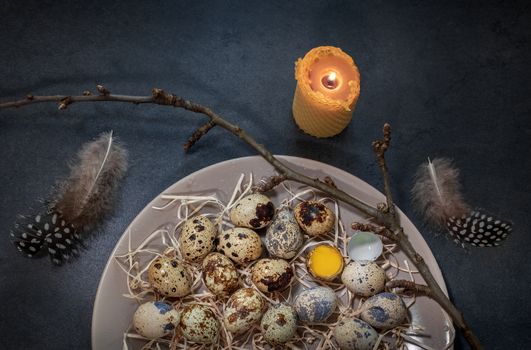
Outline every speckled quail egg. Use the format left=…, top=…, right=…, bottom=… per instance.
left=148, top=256, right=192, bottom=297
left=230, top=193, right=275, bottom=229
left=361, top=292, right=407, bottom=329
left=179, top=304, right=220, bottom=344
left=133, top=301, right=180, bottom=339
left=265, top=208, right=304, bottom=259
left=251, top=258, right=293, bottom=293
left=223, top=287, right=266, bottom=334
left=334, top=316, right=378, bottom=350
left=217, top=227, right=263, bottom=265
left=341, top=261, right=386, bottom=297
left=294, top=286, right=337, bottom=323
left=294, top=201, right=335, bottom=236
left=202, top=252, right=240, bottom=297
left=179, top=216, right=217, bottom=262
left=260, top=303, right=298, bottom=344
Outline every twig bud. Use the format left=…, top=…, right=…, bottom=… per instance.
left=96, top=84, right=109, bottom=95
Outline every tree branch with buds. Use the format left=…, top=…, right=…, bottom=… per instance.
left=1, top=86, right=482, bottom=349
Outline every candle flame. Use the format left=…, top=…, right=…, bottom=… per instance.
left=328, top=71, right=336, bottom=83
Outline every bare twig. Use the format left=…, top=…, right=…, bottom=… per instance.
left=0, top=87, right=386, bottom=225
left=1, top=87, right=481, bottom=348
left=372, top=123, right=399, bottom=226
left=183, top=120, right=216, bottom=152
left=370, top=125, right=484, bottom=350
left=386, top=279, right=433, bottom=297
left=253, top=174, right=288, bottom=193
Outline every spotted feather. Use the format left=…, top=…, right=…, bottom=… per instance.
left=446, top=210, right=512, bottom=247
left=12, top=210, right=83, bottom=265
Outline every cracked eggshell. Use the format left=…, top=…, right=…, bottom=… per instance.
left=179, top=304, right=220, bottom=344
left=265, top=208, right=304, bottom=259
left=223, top=288, right=266, bottom=335
left=179, top=216, right=217, bottom=262
left=361, top=292, right=407, bottom=330
left=148, top=256, right=192, bottom=297
left=294, top=201, right=335, bottom=236
left=202, top=252, right=240, bottom=297
left=133, top=301, right=180, bottom=339
left=334, top=316, right=378, bottom=350
left=261, top=303, right=298, bottom=344
left=341, top=261, right=386, bottom=297
left=217, top=227, right=263, bottom=265
left=251, top=258, right=293, bottom=293
left=294, top=286, right=337, bottom=323
left=230, top=193, right=275, bottom=229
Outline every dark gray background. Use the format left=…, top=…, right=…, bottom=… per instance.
left=0, top=1, right=529, bottom=349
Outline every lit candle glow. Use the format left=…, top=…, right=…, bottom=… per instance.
left=322, top=71, right=337, bottom=89
left=292, top=46, right=360, bottom=138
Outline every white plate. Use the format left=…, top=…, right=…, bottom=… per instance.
left=92, top=156, right=453, bottom=349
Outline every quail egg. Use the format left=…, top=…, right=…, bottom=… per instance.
left=261, top=303, right=298, bottom=344
left=361, top=292, right=407, bottom=329
left=223, top=288, right=266, bottom=334
left=341, top=261, right=386, bottom=297
left=202, top=252, right=240, bottom=297
left=265, top=207, right=304, bottom=259
left=179, top=216, right=217, bottom=262
left=334, top=316, right=378, bottom=350
left=179, top=304, right=220, bottom=344
left=217, top=227, right=263, bottom=265
left=294, top=201, right=335, bottom=236
left=251, top=258, right=293, bottom=293
left=230, top=193, right=275, bottom=229
left=294, top=286, right=337, bottom=323
left=133, top=301, right=180, bottom=339
left=148, top=256, right=192, bottom=297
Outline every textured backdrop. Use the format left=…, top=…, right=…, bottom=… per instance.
left=0, top=1, right=529, bottom=349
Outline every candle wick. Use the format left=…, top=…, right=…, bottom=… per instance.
left=322, top=72, right=338, bottom=89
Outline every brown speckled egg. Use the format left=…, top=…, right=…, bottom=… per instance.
left=334, top=316, right=378, bottom=350
left=179, top=216, right=217, bottom=263
left=180, top=304, right=220, bottom=344
left=148, top=256, right=192, bottom=297
left=260, top=303, right=298, bottom=344
left=230, top=194, right=275, bottom=229
left=223, top=288, right=266, bottom=334
left=294, top=201, right=335, bottom=236
left=360, top=292, right=407, bottom=329
left=217, top=227, right=263, bottom=265
left=265, top=208, right=304, bottom=259
left=251, top=258, right=293, bottom=293
left=133, top=301, right=180, bottom=339
left=202, top=252, right=240, bottom=297
left=341, top=261, right=386, bottom=297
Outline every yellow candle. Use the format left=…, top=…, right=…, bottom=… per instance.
left=292, top=46, right=360, bottom=138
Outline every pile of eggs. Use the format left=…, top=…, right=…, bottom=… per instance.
left=132, top=193, right=409, bottom=349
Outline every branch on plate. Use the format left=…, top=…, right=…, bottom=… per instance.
left=253, top=174, right=288, bottom=193
left=370, top=124, right=484, bottom=350
left=1, top=86, right=481, bottom=349
left=0, top=86, right=387, bottom=225
left=386, top=279, right=433, bottom=297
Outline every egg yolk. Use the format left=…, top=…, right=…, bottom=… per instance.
left=307, top=244, right=344, bottom=280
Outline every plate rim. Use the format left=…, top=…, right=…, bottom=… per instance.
left=91, top=155, right=451, bottom=349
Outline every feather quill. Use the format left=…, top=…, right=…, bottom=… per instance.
left=411, top=157, right=469, bottom=226
left=53, top=131, right=128, bottom=229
